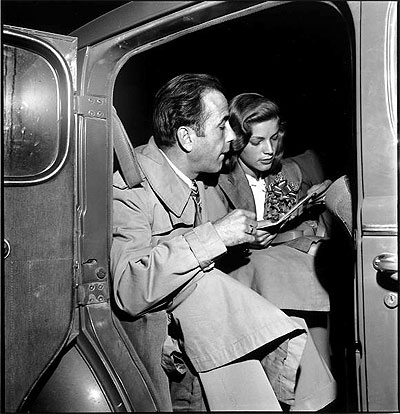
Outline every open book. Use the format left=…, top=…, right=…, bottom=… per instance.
left=257, top=180, right=331, bottom=231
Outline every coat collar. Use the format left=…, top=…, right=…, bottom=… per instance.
left=218, top=158, right=256, bottom=212
left=136, top=137, right=193, bottom=218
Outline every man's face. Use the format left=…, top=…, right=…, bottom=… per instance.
left=192, top=90, right=235, bottom=174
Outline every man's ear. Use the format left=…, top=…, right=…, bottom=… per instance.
left=177, top=126, right=194, bottom=152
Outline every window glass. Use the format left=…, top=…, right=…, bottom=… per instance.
left=3, top=45, right=59, bottom=178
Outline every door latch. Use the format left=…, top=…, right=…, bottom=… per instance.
left=373, top=252, right=398, bottom=308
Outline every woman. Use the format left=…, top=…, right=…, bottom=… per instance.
left=216, top=93, right=333, bottom=366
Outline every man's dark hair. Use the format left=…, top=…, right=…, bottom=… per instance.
left=153, top=73, right=224, bottom=148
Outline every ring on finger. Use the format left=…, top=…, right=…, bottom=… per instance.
left=248, top=224, right=255, bottom=235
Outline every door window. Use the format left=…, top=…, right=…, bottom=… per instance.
left=3, top=45, right=59, bottom=178
left=3, top=32, right=72, bottom=185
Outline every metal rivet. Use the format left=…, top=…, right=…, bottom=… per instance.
left=88, top=110, right=95, bottom=116
left=96, top=98, right=103, bottom=104
left=96, top=267, right=107, bottom=279
left=88, top=97, right=94, bottom=103
left=89, top=284, right=95, bottom=291
left=97, top=111, right=103, bottom=117
left=98, top=295, right=104, bottom=302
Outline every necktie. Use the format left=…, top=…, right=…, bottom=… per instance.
left=190, top=180, right=202, bottom=226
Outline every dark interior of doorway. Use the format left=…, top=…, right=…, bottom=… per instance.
left=114, top=2, right=357, bottom=410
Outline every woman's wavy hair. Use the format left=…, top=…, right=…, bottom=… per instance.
left=153, top=73, right=224, bottom=149
left=228, top=93, right=286, bottom=172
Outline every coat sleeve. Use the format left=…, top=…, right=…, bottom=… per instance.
left=110, top=183, right=227, bottom=317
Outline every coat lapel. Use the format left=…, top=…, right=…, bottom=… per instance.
left=136, top=137, right=194, bottom=224
left=218, top=160, right=256, bottom=213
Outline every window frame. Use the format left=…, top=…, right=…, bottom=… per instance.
left=3, top=29, right=73, bottom=186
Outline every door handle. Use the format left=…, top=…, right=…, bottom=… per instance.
left=373, top=253, right=397, bottom=276
left=4, top=239, right=10, bottom=259
left=373, top=253, right=398, bottom=305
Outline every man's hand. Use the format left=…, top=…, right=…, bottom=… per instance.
left=213, top=209, right=257, bottom=247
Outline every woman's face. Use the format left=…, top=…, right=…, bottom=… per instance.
left=239, top=119, right=280, bottom=178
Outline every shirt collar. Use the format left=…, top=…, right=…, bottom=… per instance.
left=159, top=149, right=194, bottom=189
left=246, top=173, right=266, bottom=190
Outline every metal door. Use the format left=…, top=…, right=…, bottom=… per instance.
left=355, top=2, right=398, bottom=411
left=2, top=26, right=77, bottom=412
left=3, top=24, right=161, bottom=412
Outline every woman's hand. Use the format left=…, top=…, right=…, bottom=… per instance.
left=307, top=179, right=332, bottom=204
left=293, top=180, right=333, bottom=218
left=248, top=228, right=277, bottom=249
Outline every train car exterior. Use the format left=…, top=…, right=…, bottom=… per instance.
left=2, top=1, right=397, bottom=411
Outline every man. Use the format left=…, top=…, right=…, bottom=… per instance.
left=110, top=73, right=336, bottom=411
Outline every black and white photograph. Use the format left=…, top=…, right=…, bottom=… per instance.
left=2, top=1, right=397, bottom=412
